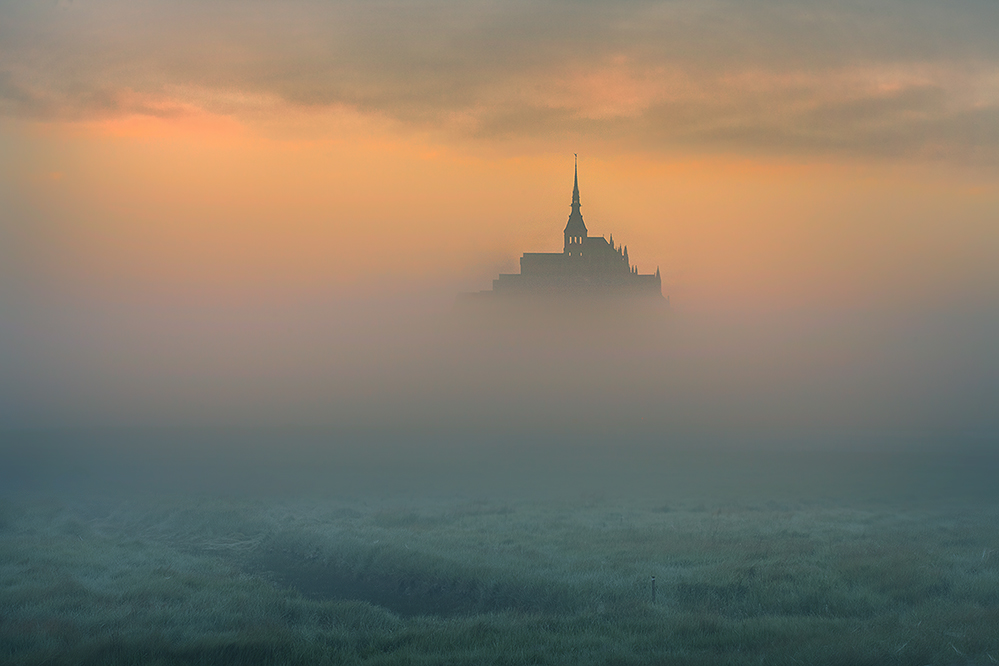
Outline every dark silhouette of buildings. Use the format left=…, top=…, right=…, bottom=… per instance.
left=466, top=158, right=663, bottom=300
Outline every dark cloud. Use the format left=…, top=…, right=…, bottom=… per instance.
left=1, top=0, right=998, bottom=160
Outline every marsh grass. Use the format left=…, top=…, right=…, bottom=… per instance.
left=2, top=495, right=998, bottom=665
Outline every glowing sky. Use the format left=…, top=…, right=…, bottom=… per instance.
left=1, top=0, right=998, bottom=430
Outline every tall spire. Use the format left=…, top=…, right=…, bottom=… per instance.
left=572, top=153, right=580, bottom=209
left=564, top=154, right=587, bottom=248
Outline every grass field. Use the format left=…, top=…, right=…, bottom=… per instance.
left=2, top=490, right=998, bottom=665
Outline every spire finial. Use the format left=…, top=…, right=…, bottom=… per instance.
left=572, top=154, right=580, bottom=208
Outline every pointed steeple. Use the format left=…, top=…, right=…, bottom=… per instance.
left=571, top=154, right=580, bottom=210
left=563, top=154, right=587, bottom=253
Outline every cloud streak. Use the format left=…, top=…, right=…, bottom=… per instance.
left=2, top=0, right=998, bottom=162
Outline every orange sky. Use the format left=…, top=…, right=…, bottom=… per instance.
left=6, top=107, right=998, bottom=313
left=2, top=1, right=998, bottom=313
left=2, top=0, right=998, bottom=430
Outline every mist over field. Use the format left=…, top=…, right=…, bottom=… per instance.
left=2, top=287, right=997, bottom=502
left=3, top=1, right=999, bottom=663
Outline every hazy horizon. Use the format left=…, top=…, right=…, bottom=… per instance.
left=2, top=0, right=998, bottom=459
left=4, top=8, right=999, bottom=664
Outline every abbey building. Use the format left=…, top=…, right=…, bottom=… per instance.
left=470, top=160, right=663, bottom=299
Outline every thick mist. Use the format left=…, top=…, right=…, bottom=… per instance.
left=4, top=3, right=999, bottom=662
left=5, top=287, right=996, bottom=435
left=2, top=285, right=997, bottom=500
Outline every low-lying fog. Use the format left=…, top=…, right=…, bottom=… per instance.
left=1, top=287, right=997, bottom=501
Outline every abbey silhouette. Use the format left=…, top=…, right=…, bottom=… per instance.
left=468, top=158, right=663, bottom=300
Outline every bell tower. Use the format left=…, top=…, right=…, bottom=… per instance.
left=563, top=155, right=588, bottom=256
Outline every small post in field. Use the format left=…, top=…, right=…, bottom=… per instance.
left=651, top=575, right=656, bottom=604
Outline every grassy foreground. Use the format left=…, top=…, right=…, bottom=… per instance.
left=2, top=494, right=998, bottom=665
